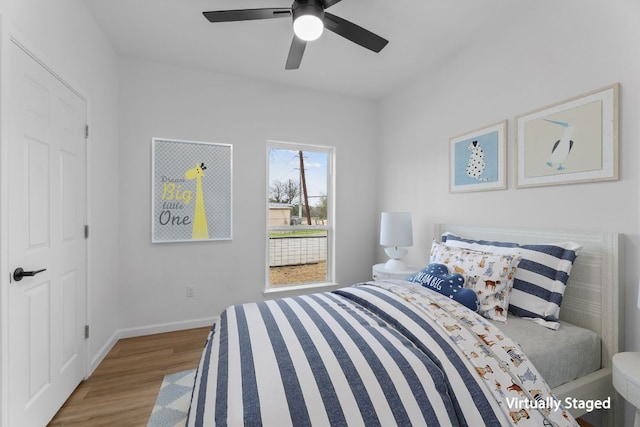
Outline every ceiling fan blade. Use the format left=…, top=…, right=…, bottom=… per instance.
left=203, top=8, right=291, bottom=23
left=285, top=36, right=307, bottom=70
left=324, top=13, right=388, bottom=53
left=322, top=0, right=343, bottom=8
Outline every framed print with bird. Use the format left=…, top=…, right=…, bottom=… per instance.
left=515, top=83, right=619, bottom=188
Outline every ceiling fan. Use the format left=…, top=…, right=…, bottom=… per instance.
left=202, top=0, right=389, bottom=70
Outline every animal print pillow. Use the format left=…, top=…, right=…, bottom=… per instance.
left=429, top=240, right=521, bottom=322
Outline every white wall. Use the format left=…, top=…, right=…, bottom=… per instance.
left=0, top=0, right=120, bottom=415
left=378, top=1, right=640, bottom=424
left=117, top=58, right=379, bottom=332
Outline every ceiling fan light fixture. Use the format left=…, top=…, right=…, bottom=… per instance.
left=292, top=2, right=325, bottom=41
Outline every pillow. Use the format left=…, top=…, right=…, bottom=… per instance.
left=407, top=263, right=479, bottom=312
left=442, top=232, right=582, bottom=330
left=428, top=240, right=521, bottom=322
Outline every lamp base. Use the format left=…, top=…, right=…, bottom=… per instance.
left=384, top=258, right=408, bottom=271
left=384, top=246, right=408, bottom=259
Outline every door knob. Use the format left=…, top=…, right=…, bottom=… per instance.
left=13, top=267, right=46, bottom=282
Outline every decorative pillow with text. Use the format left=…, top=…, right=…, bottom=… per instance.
left=407, top=263, right=479, bottom=312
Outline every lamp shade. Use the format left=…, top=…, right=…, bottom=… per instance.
left=380, top=212, right=413, bottom=247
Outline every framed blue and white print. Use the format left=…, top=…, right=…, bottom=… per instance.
left=449, top=121, right=507, bottom=193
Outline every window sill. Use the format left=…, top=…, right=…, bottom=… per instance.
left=263, top=281, right=341, bottom=295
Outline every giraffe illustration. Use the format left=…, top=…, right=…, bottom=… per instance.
left=185, top=162, right=209, bottom=239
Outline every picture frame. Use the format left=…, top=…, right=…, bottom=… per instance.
left=449, top=120, right=507, bottom=193
left=151, top=138, right=233, bottom=243
left=515, top=83, right=619, bottom=188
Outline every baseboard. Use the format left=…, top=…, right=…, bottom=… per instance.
left=89, top=329, right=120, bottom=376
left=117, top=317, right=216, bottom=339
left=87, top=317, right=216, bottom=376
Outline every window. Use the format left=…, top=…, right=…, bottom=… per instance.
left=266, top=141, right=334, bottom=290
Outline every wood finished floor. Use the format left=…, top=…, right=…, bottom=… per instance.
left=48, top=327, right=210, bottom=427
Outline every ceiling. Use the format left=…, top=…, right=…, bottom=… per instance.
left=83, top=0, right=510, bottom=99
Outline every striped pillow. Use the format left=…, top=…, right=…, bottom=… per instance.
left=442, top=232, right=582, bottom=330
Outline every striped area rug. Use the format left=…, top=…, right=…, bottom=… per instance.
left=147, top=369, right=196, bottom=427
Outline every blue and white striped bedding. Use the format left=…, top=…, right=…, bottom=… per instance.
left=187, top=281, right=578, bottom=427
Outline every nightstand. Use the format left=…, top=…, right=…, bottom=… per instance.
left=612, top=352, right=640, bottom=427
left=372, top=263, right=421, bottom=281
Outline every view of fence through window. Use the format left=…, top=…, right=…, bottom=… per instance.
left=268, top=144, right=332, bottom=287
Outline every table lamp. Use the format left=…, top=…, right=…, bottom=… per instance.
left=380, top=212, right=413, bottom=270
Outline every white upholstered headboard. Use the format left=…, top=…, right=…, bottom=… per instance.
left=434, top=224, right=624, bottom=367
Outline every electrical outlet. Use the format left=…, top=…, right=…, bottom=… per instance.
left=187, top=286, right=195, bottom=298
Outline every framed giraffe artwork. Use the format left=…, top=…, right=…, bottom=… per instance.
left=515, top=83, right=619, bottom=188
left=152, top=138, right=233, bottom=243
left=449, top=120, right=507, bottom=193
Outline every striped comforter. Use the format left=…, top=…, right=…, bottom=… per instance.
left=187, top=281, right=578, bottom=427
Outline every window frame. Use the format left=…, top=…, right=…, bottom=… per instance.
left=265, top=140, right=336, bottom=293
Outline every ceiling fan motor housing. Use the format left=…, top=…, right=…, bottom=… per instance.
left=292, top=0, right=325, bottom=23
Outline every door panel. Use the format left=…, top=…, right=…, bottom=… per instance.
left=28, top=139, right=51, bottom=248
left=61, top=271, right=78, bottom=366
left=61, top=151, right=78, bottom=241
left=27, top=281, right=51, bottom=402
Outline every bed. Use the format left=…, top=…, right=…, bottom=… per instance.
left=186, top=224, right=623, bottom=426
